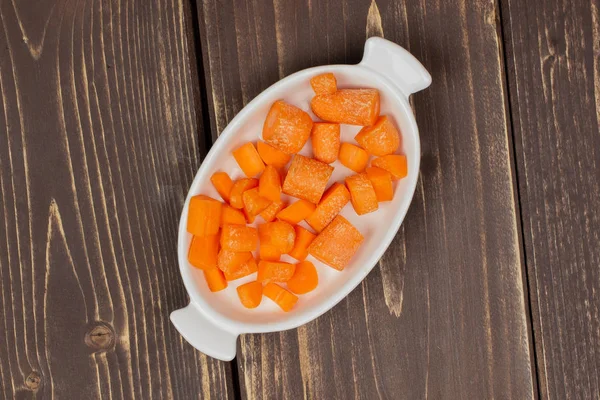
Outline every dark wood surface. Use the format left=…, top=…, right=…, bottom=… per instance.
left=501, top=0, right=600, bottom=397
left=1, top=0, right=599, bottom=399
left=0, top=0, right=233, bottom=398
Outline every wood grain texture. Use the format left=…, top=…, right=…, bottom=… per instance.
left=0, top=0, right=233, bottom=398
left=196, top=0, right=536, bottom=398
left=501, top=0, right=600, bottom=397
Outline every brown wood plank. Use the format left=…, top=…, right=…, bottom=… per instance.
left=196, top=0, right=536, bottom=398
left=0, top=1, right=234, bottom=398
left=501, top=0, right=600, bottom=397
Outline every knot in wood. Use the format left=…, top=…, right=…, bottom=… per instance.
left=25, top=372, right=41, bottom=391
left=85, top=322, right=116, bottom=352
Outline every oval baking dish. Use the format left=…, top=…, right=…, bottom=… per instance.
left=171, top=37, right=431, bottom=361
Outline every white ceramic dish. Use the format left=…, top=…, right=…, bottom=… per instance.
left=171, top=37, right=431, bottom=361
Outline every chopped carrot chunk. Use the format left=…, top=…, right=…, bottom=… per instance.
left=217, top=249, right=253, bottom=274
left=259, top=244, right=282, bottom=261
left=276, top=199, right=316, bottom=225
left=258, top=221, right=295, bottom=254
left=310, top=73, right=337, bottom=95
left=188, top=233, right=220, bottom=270
left=263, top=283, right=298, bottom=312
left=288, top=226, right=316, bottom=261
left=220, top=225, right=259, bottom=252
left=354, top=116, right=400, bottom=156
left=204, top=268, right=227, bottom=292
left=257, top=260, right=295, bottom=283
left=306, top=183, right=351, bottom=233
left=311, top=89, right=380, bottom=126
left=187, top=195, right=222, bottom=236
left=345, top=173, right=379, bottom=215
left=259, top=165, right=282, bottom=202
left=233, top=142, right=266, bottom=177
left=282, top=155, right=334, bottom=204
left=224, top=257, right=258, bottom=281
left=221, top=205, right=247, bottom=225
left=229, top=178, right=258, bottom=209
left=211, top=172, right=234, bottom=203
left=311, top=123, right=340, bottom=164
left=263, top=100, right=313, bottom=154
left=256, top=141, right=291, bottom=169
left=243, top=187, right=272, bottom=222
left=287, top=261, right=318, bottom=294
left=371, top=155, right=408, bottom=180
left=237, top=281, right=263, bottom=308
left=260, top=200, right=286, bottom=222
left=339, top=143, right=369, bottom=173
left=308, top=215, right=364, bottom=270
left=366, top=167, right=393, bottom=202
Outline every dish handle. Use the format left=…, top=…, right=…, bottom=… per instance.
left=359, top=37, right=432, bottom=97
left=170, top=302, right=238, bottom=361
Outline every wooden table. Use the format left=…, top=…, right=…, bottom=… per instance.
left=1, top=0, right=598, bottom=398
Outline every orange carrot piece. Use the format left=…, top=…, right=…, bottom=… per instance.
left=257, top=260, right=296, bottom=283
left=288, top=226, right=316, bottom=261
left=258, top=221, right=296, bottom=254
left=282, top=155, right=334, bottom=204
left=224, top=257, right=258, bottom=281
left=263, top=283, right=298, bottom=312
left=263, top=100, right=314, bottom=154
left=243, top=187, right=272, bottom=222
left=308, top=215, right=364, bottom=270
left=276, top=199, right=316, bottom=225
left=260, top=199, right=286, bottom=222
left=345, top=173, right=379, bottom=215
left=355, top=116, right=401, bottom=156
left=366, top=167, right=394, bottom=202
left=204, top=268, right=227, bottom=292
left=310, top=73, right=337, bottom=95
left=230, top=178, right=258, bottom=209
left=306, top=183, right=351, bottom=233
left=211, top=172, right=234, bottom=203
left=233, top=142, right=266, bottom=177
left=187, top=195, right=223, bottom=237
left=287, top=261, right=318, bottom=294
left=371, top=155, right=408, bottom=180
left=220, top=205, right=247, bottom=225
left=311, top=89, right=380, bottom=126
left=220, top=225, right=259, bottom=252
left=237, top=281, right=263, bottom=309
left=188, top=233, right=220, bottom=270
left=311, top=123, right=340, bottom=164
left=259, top=244, right=282, bottom=261
left=217, top=249, right=253, bottom=274
left=339, top=143, right=369, bottom=173
left=258, top=165, right=282, bottom=202
left=256, top=141, right=292, bottom=169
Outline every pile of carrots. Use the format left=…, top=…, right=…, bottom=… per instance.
left=186, top=72, right=407, bottom=312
